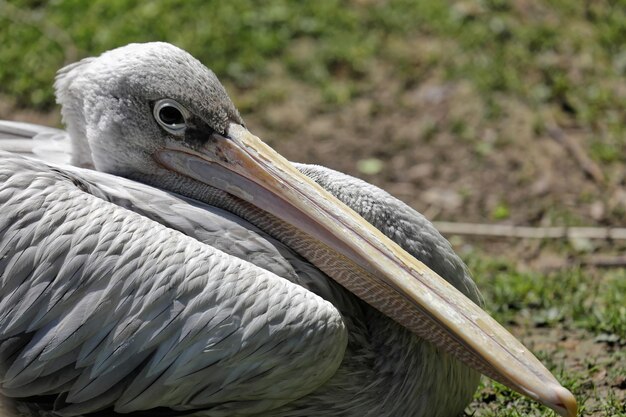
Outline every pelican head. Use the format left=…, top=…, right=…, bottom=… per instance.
left=55, top=42, right=576, bottom=417
left=55, top=42, right=242, bottom=177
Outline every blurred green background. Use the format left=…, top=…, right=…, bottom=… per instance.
left=1, top=0, right=625, bottom=415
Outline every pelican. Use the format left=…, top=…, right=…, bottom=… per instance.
left=0, top=43, right=576, bottom=417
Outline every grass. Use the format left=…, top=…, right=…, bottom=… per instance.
left=466, top=254, right=626, bottom=339
left=1, top=1, right=625, bottom=128
left=467, top=346, right=626, bottom=417
left=465, top=252, right=626, bottom=416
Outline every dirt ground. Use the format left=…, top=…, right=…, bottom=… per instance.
left=469, top=326, right=626, bottom=416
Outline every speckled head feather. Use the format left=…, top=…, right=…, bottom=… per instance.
left=55, top=42, right=243, bottom=174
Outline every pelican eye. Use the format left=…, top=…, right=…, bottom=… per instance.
left=153, top=99, right=189, bottom=135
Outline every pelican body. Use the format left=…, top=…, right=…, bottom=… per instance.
left=0, top=43, right=576, bottom=417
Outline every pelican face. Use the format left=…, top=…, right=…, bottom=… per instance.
left=55, top=42, right=576, bottom=417
left=54, top=42, right=243, bottom=176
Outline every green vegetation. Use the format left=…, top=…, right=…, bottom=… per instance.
left=467, top=255, right=626, bottom=338
left=467, top=253, right=626, bottom=416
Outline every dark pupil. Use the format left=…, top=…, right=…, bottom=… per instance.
left=159, top=106, right=184, bottom=126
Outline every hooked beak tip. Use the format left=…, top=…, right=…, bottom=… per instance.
left=549, top=384, right=577, bottom=417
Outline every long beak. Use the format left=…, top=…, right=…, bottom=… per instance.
left=156, top=123, right=577, bottom=417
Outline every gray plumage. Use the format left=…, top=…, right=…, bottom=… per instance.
left=0, top=42, right=481, bottom=417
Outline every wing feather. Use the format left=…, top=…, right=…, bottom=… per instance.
left=0, top=153, right=347, bottom=416
left=0, top=120, right=72, bottom=166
